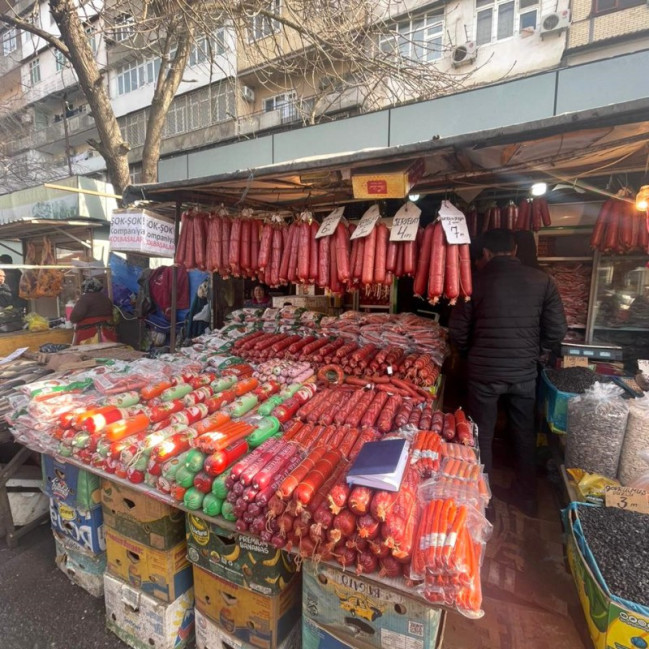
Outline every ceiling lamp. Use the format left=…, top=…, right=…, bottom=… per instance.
left=635, top=185, right=649, bottom=211
left=408, top=193, right=420, bottom=202
left=531, top=182, right=547, bottom=196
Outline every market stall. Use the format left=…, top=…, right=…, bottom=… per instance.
left=0, top=176, right=117, bottom=355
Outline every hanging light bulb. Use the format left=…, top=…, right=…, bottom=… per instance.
left=635, top=185, right=649, bottom=211
left=408, top=193, right=420, bottom=202
left=531, top=182, right=547, bottom=196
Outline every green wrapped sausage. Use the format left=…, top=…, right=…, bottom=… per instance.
left=247, top=416, right=281, bottom=448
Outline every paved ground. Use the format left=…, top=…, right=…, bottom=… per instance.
left=0, top=444, right=591, bottom=649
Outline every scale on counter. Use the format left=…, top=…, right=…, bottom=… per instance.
left=560, top=342, right=624, bottom=361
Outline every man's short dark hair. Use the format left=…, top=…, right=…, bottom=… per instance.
left=482, top=229, right=516, bottom=255
left=0, top=254, right=12, bottom=264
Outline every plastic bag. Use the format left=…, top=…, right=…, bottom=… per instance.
left=566, top=382, right=629, bottom=479
left=628, top=450, right=649, bottom=489
left=566, top=468, right=619, bottom=505
left=24, top=312, right=49, bottom=332
left=618, top=396, right=649, bottom=485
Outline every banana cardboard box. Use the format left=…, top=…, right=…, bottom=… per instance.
left=185, top=515, right=297, bottom=595
left=302, top=562, right=444, bottom=649
left=105, top=528, right=193, bottom=603
left=193, top=564, right=301, bottom=649
left=49, top=497, right=105, bottom=555
left=42, top=455, right=101, bottom=513
left=101, top=479, right=186, bottom=550
left=104, top=573, right=195, bottom=649
left=195, top=609, right=301, bottom=649
left=53, top=529, right=106, bottom=598
left=565, top=504, right=649, bottom=649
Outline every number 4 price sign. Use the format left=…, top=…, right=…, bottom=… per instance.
left=390, top=201, right=421, bottom=242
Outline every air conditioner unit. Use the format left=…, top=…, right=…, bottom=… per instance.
left=241, top=85, right=255, bottom=103
left=451, top=42, right=477, bottom=68
left=540, top=10, right=571, bottom=38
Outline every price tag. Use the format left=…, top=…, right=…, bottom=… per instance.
left=350, top=205, right=381, bottom=240
left=439, top=200, right=471, bottom=245
left=563, top=356, right=589, bottom=368
left=316, top=207, right=344, bottom=239
left=390, top=202, right=422, bottom=242
left=0, top=347, right=28, bottom=365
left=604, top=486, right=649, bottom=514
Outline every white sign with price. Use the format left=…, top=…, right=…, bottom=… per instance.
left=315, top=207, right=344, bottom=239
left=439, top=200, right=471, bottom=244
left=350, top=205, right=381, bottom=240
left=390, top=201, right=421, bottom=242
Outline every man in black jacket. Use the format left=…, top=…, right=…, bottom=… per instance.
left=449, top=229, right=567, bottom=516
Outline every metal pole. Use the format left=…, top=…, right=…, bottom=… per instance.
left=169, top=201, right=181, bottom=352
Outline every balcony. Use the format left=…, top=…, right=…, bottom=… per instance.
left=23, top=67, right=79, bottom=105
left=45, top=111, right=96, bottom=143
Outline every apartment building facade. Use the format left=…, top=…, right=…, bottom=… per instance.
left=0, top=0, right=646, bottom=192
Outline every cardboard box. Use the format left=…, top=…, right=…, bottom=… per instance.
left=102, top=479, right=186, bottom=550
left=565, top=506, right=649, bottom=649
left=42, top=455, right=101, bottom=512
left=53, top=529, right=106, bottom=597
left=104, top=573, right=195, bottom=649
left=302, top=562, right=444, bottom=649
left=351, top=159, right=426, bottom=200
left=49, top=497, right=105, bottom=555
left=186, top=515, right=297, bottom=595
left=105, top=528, right=192, bottom=603
left=193, top=565, right=301, bottom=649
left=302, top=615, right=446, bottom=649
left=195, top=609, right=301, bottom=649
left=5, top=464, right=49, bottom=526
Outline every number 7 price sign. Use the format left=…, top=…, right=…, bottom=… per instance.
left=438, top=200, right=471, bottom=245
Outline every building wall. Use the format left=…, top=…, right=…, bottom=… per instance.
left=568, top=0, right=649, bottom=49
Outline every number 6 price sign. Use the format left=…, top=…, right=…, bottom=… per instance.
left=390, top=201, right=421, bottom=242
left=316, top=206, right=345, bottom=239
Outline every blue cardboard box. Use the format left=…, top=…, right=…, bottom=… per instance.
left=42, top=455, right=101, bottom=512
left=49, top=497, right=105, bottom=555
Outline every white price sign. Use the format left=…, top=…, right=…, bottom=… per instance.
left=439, top=200, right=471, bottom=245
left=350, top=205, right=381, bottom=240
left=315, top=207, right=344, bottom=239
left=390, top=202, right=421, bottom=242
left=110, top=209, right=176, bottom=257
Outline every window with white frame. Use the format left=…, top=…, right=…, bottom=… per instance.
left=476, top=0, right=538, bottom=44
left=118, top=110, right=147, bottom=147
left=116, top=57, right=161, bottom=96
left=264, top=91, right=298, bottom=123
left=55, top=49, right=66, bottom=71
left=379, top=9, right=444, bottom=62
left=113, top=14, right=134, bottom=42
left=249, top=0, right=281, bottom=42
left=2, top=28, right=17, bottom=56
left=85, top=25, right=98, bottom=53
left=189, top=29, right=227, bottom=67
left=29, top=58, right=41, bottom=85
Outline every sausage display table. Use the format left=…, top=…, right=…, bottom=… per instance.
left=0, top=328, right=74, bottom=357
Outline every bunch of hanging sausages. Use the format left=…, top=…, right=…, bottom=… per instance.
left=465, top=197, right=552, bottom=237
left=590, top=194, right=649, bottom=254
left=175, top=210, right=472, bottom=304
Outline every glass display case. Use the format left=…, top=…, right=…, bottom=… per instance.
left=538, top=230, right=594, bottom=343
left=586, top=252, right=649, bottom=366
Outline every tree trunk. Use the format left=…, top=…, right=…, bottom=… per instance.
left=140, top=29, right=194, bottom=184
left=49, top=0, right=131, bottom=196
